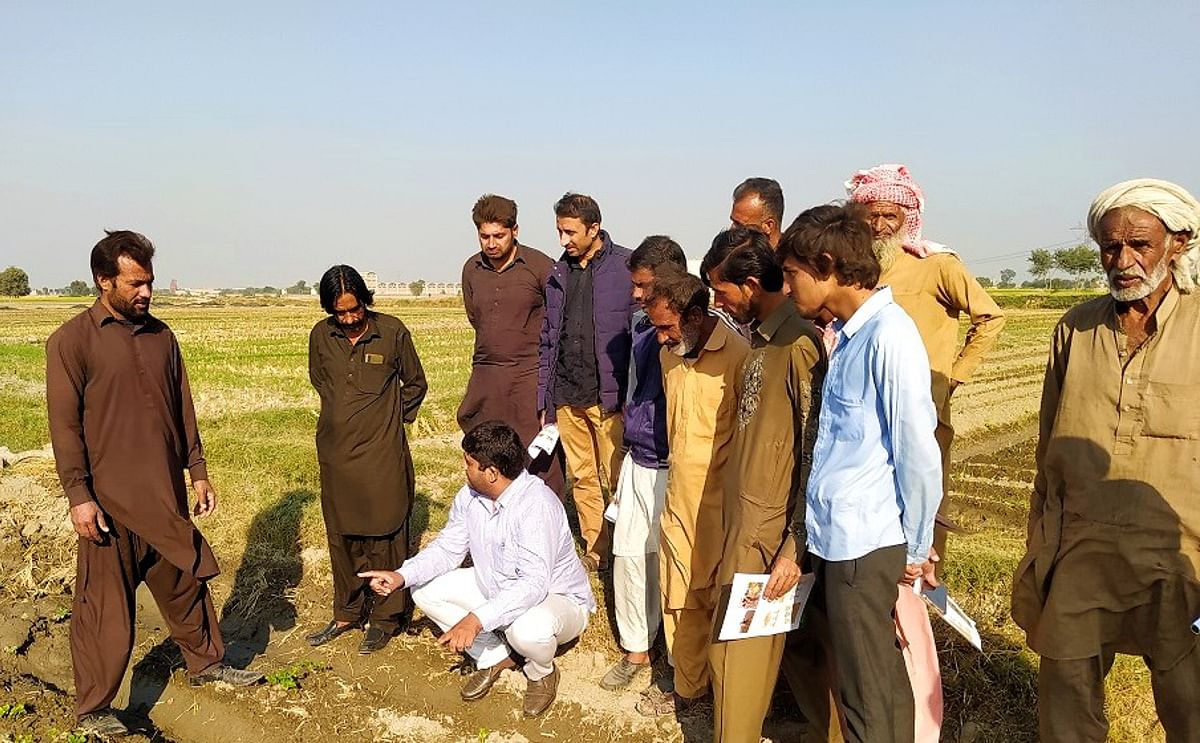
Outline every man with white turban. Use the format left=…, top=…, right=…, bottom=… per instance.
left=1012, top=178, right=1200, bottom=741
left=846, top=166, right=1006, bottom=567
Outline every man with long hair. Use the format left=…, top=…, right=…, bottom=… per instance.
left=306, top=264, right=427, bottom=654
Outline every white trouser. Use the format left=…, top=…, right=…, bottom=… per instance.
left=611, top=454, right=667, bottom=652
left=412, top=567, right=589, bottom=681
left=613, top=554, right=661, bottom=653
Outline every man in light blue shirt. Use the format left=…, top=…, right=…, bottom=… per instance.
left=778, top=202, right=942, bottom=743
left=359, top=421, right=596, bottom=718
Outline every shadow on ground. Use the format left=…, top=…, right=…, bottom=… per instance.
left=128, top=488, right=315, bottom=712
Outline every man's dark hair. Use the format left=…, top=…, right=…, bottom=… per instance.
left=462, top=420, right=526, bottom=480
left=319, top=265, right=375, bottom=315
left=778, top=202, right=880, bottom=289
left=732, top=177, right=785, bottom=224
left=472, top=194, right=518, bottom=229
left=629, top=235, right=688, bottom=274
left=91, top=230, right=155, bottom=288
left=647, top=273, right=709, bottom=318
left=699, top=227, right=784, bottom=292
left=553, top=192, right=602, bottom=227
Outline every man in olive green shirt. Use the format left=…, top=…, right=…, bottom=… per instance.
left=1013, top=179, right=1200, bottom=742
left=700, top=228, right=829, bottom=742
left=846, top=164, right=1006, bottom=566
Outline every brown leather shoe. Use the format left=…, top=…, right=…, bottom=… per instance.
left=523, top=665, right=560, bottom=717
left=461, top=664, right=507, bottom=701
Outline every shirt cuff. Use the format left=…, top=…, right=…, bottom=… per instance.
left=396, top=565, right=425, bottom=590
left=906, top=543, right=930, bottom=565
left=472, top=602, right=502, bottom=632
left=188, top=462, right=210, bottom=482
left=64, top=483, right=94, bottom=507
left=776, top=534, right=799, bottom=563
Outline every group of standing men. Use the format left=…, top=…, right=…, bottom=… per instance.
left=45, top=166, right=1200, bottom=742
left=440, top=168, right=1009, bottom=741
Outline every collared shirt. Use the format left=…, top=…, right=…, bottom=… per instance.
left=881, top=252, right=1006, bottom=415
left=719, top=300, right=825, bottom=582
left=46, top=300, right=219, bottom=579
left=398, top=471, right=596, bottom=632
left=461, top=244, right=554, bottom=367
left=806, top=287, right=943, bottom=564
left=1012, top=286, right=1200, bottom=668
left=309, top=311, right=427, bottom=535
left=553, top=251, right=601, bottom=407
left=660, top=319, right=750, bottom=607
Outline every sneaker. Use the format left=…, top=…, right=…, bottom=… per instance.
left=188, top=663, right=264, bottom=687
left=599, top=657, right=650, bottom=691
left=77, top=707, right=129, bottom=737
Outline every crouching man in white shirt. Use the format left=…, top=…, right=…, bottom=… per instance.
left=360, top=420, right=596, bottom=717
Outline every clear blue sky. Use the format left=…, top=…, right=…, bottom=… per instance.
left=3, top=1, right=1197, bottom=288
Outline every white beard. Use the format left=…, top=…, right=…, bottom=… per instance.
left=1108, top=253, right=1172, bottom=302
left=872, top=233, right=905, bottom=272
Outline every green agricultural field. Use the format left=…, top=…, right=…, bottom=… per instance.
left=0, top=297, right=1164, bottom=742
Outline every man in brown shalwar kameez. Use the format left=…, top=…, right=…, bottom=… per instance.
left=457, top=194, right=563, bottom=494
left=47, top=231, right=262, bottom=738
left=846, top=163, right=1006, bottom=569
left=700, top=228, right=829, bottom=742
left=306, top=264, right=428, bottom=654
left=1012, top=179, right=1200, bottom=742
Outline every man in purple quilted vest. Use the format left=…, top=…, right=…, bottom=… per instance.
left=537, top=192, right=636, bottom=571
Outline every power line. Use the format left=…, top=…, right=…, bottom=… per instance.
left=963, top=238, right=1082, bottom=267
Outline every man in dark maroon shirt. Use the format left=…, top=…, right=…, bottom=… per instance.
left=458, top=194, right=563, bottom=494
left=46, top=231, right=261, bottom=738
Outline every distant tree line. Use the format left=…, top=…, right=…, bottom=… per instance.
left=0, top=268, right=98, bottom=297
left=1027, top=244, right=1102, bottom=290
left=984, top=244, right=1103, bottom=291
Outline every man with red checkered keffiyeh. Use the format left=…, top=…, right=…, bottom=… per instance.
left=838, top=164, right=1006, bottom=742
left=845, top=164, right=1006, bottom=545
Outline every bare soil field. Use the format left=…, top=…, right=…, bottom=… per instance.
left=0, top=298, right=1164, bottom=742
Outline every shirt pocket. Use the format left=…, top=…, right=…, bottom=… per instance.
left=353, top=361, right=394, bottom=395
left=495, top=531, right=522, bottom=578
left=1141, top=381, right=1200, bottom=439
left=827, top=391, right=865, bottom=442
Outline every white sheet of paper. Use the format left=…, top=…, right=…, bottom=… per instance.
left=527, top=424, right=560, bottom=459
left=915, top=580, right=983, bottom=651
left=603, top=501, right=619, bottom=524
left=718, top=572, right=815, bottom=641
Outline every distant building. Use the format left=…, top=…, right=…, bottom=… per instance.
left=363, top=271, right=461, bottom=297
